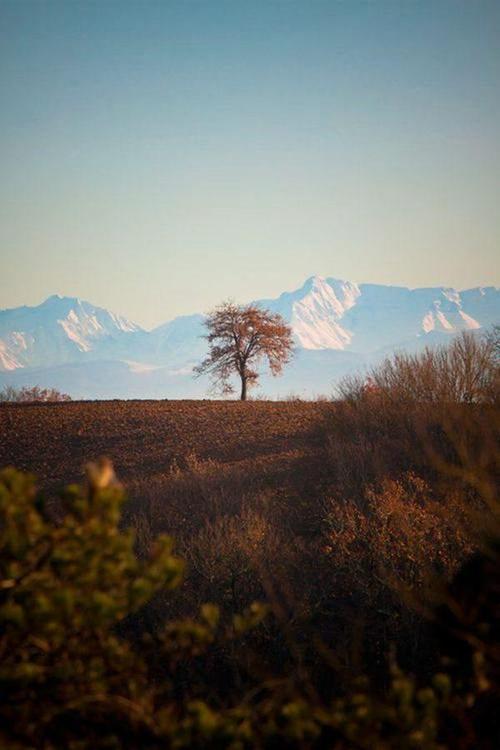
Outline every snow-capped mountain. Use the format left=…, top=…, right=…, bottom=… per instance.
left=259, top=277, right=360, bottom=349
left=0, top=277, right=498, bottom=398
left=261, top=276, right=497, bottom=353
left=0, top=295, right=142, bottom=371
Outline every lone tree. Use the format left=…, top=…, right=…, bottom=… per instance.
left=195, top=301, right=293, bottom=400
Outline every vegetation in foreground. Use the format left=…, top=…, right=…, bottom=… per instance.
left=0, top=456, right=498, bottom=749
left=0, top=332, right=498, bottom=748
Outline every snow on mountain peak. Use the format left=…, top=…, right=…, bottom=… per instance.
left=0, top=295, right=143, bottom=369
left=257, top=276, right=498, bottom=353
left=51, top=298, right=142, bottom=352
left=419, top=294, right=482, bottom=335
left=0, top=279, right=498, bottom=377
left=290, top=276, right=354, bottom=349
left=442, top=288, right=461, bottom=306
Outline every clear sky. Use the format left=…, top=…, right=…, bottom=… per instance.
left=0, top=0, right=499, bottom=329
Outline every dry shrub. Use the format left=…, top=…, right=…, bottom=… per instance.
left=124, top=452, right=269, bottom=548
left=338, top=331, right=498, bottom=406
left=0, top=384, right=72, bottom=402
left=325, top=332, right=499, bottom=499
left=182, top=510, right=269, bottom=609
left=314, top=472, right=476, bottom=676
left=324, top=473, right=473, bottom=590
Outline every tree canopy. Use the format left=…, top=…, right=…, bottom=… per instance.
left=194, top=301, right=293, bottom=400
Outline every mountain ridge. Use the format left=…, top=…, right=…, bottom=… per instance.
left=1, top=276, right=498, bottom=398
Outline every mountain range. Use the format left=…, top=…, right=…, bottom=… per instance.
left=0, top=276, right=498, bottom=399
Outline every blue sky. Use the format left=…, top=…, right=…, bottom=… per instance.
left=0, top=0, right=499, bottom=328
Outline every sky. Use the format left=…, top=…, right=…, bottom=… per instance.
left=0, top=0, right=499, bottom=329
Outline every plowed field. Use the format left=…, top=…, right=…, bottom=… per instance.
left=0, top=400, right=328, bottom=491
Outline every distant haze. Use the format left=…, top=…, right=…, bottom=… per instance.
left=1, top=0, right=499, bottom=328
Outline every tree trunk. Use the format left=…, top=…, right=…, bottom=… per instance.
left=240, top=375, right=247, bottom=401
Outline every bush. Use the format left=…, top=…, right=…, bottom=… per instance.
left=337, top=332, right=499, bottom=406
left=0, top=459, right=184, bottom=747
left=0, top=459, right=498, bottom=748
left=0, top=385, right=72, bottom=402
left=323, top=333, right=499, bottom=500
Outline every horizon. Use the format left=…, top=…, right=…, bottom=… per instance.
left=1, top=0, right=499, bottom=328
